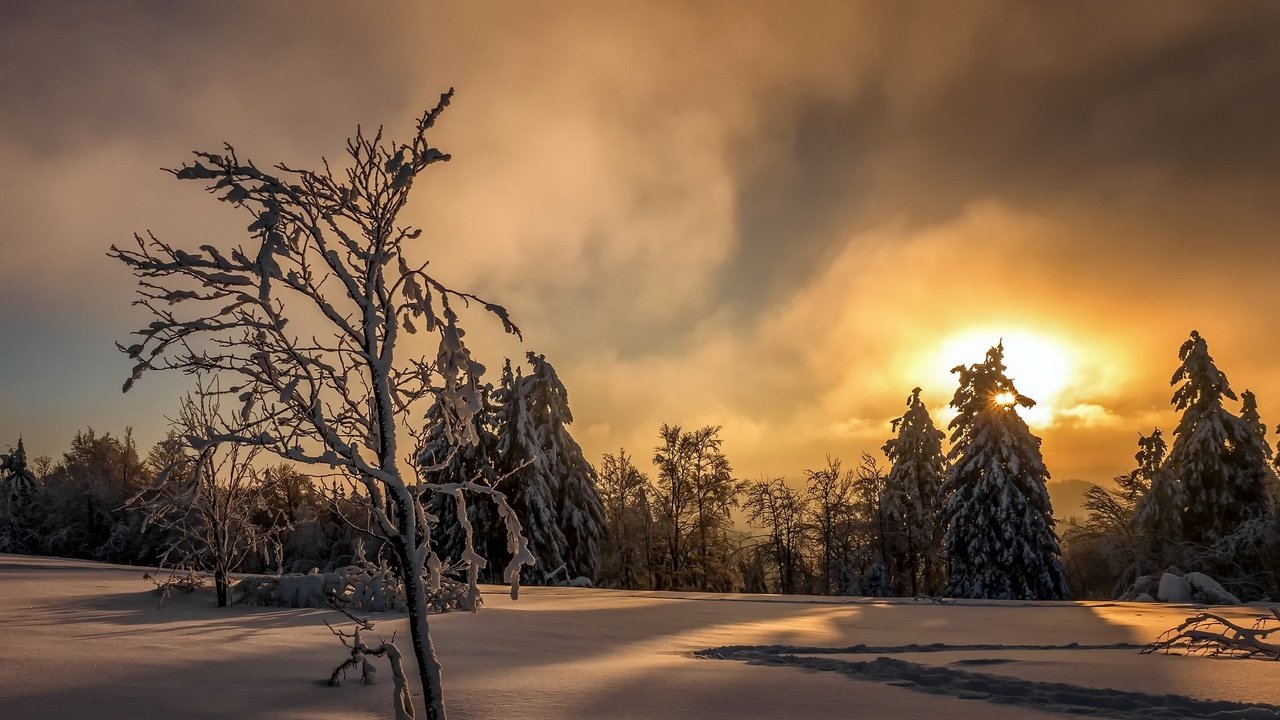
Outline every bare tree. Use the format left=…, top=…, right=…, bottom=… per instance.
left=803, top=457, right=856, bottom=595
left=109, top=90, right=531, bottom=720
left=743, top=477, right=811, bottom=594
left=129, top=388, right=286, bottom=607
left=651, top=424, right=743, bottom=590
left=597, top=449, right=653, bottom=589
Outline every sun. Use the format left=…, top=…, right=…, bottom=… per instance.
left=925, top=328, right=1076, bottom=428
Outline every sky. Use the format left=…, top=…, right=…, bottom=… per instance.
left=3, top=1, right=1280, bottom=501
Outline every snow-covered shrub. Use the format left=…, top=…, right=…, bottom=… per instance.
left=851, top=561, right=894, bottom=597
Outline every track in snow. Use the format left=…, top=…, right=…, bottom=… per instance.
left=694, top=643, right=1280, bottom=719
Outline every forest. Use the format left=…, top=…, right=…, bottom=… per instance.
left=3, top=330, right=1276, bottom=606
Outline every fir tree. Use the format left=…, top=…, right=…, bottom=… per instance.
left=519, top=352, right=605, bottom=582
left=493, top=359, right=566, bottom=583
left=1, top=438, right=37, bottom=507
left=941, top=343, right=1069, bottom=600
left=1234, top=390, right=1277, bottom=512
left=0, top=438, right=39, bottom=552
left=1131, top=428, right=1181, bottom=548
left=881, top=388, right=947, bottom=596
left=1165, top=331, right=1271, bottom=544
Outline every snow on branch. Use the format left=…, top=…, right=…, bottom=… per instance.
left=327, top=620, right=415, bottom=720
left=112, top=93, right=530, bottom=720
left=1142, top=607, right=1280, bottom=659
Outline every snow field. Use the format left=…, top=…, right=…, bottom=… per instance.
left=2, top=555, right=1274, bottom=719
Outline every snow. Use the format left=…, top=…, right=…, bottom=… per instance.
left=1185, top=571, right=1243, bottom=605
left=2, top=554, right=1276, bottom=719
left=1159, top=572, right=1194, bottom=603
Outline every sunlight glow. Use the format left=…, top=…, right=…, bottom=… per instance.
left=994, top=391, right=1017, bottom=406
left=927, top=328, right=1076, bottom=429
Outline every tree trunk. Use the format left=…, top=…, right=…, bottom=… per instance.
left=215, top=568, right=228, bottom=608
left=400, top=543, right=446, bottom=720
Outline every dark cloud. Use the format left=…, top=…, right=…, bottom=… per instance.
left=3, top=1, right=1280, bottom=485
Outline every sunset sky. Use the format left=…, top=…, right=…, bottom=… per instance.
left=3, top=2, right=1280, bottom=500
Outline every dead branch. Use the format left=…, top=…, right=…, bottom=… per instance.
left=1142, top=608, right=1280, bottom=659
left=327, top=618, right=414, bottom=719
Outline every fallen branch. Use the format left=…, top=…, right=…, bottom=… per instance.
left=143, top=566, right=206, bottom=609
left=327, top=618, right=415, bottom=720
left=1142, top=607, right=1280, bottom=659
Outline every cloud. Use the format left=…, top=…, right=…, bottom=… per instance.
left=4, top=1, right=1280, bottom=487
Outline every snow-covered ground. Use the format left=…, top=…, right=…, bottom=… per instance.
left=2, top=554, right=1275, bottom=719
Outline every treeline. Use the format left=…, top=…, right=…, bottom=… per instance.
left=0, top=351, right=610, bottom=593
left=0, top=428, right=376, bottom=576
left=594, top=331, right=1280, bottom=601
left=2, top=331, right=1276, bottom=602
left=593, top=343, right=1069, bottom=600
left=1064, top=331, right=1280, bottom=600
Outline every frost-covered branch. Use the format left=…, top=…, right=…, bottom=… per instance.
left=111, top=93, right=526, bottom=720
left=1142, top=607, right=1280, bottom=659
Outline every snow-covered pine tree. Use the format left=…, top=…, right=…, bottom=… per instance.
left=1129, top=427, right=1189, bottom=577
left=1165, top=331, right=1272, bottom=545
left=881, top=387, right=947, bottom=596
left=0, top=437, right=37, bottom=507
left=941, top=343, right=1069, bottom=600
left=493, top=358, right=567, bottom=582
left=417, top=380, right=505, bottom=581
left=0, top=437, right=39, bottom=552
left=520, top=352, right=605, bottom=583
left=1234, top=390, right=1277, bottom=512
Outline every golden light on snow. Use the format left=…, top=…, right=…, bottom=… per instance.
left=921, top=328, right=1077, bottom=430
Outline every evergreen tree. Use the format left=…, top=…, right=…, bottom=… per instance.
left=492, top=359, right=566, bottom=582
left=941, top=343, right=1069, bottom=600
left=1234, top=390, right=1276, bottom=513
left=1165, top=331, right=1271, bottom=544
left=417, top=381, right=505, bottom=581
left=0, top=438, right=39, bottom=552
left=881, top=388, right=947, bottom=596
left=520, top=353, right=605, bottom=582
left=1, top=438, right=37, bottom=507
left=1131, top=428, right=1182, bottom=560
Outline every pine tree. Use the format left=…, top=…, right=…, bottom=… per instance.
left=1234, top=390, right=1276, bottom=514
left=941, top=343, right=1069, bottom=600
left=492, top=359, right=566, bottom=583
left=0, top=438, right=37, bottom=507
left=520, top=352, right=605, bottom=582
left=1165, top=331, right=1271, bottom=545
left=0, top=438, right=39, bottom=552
left=1131, top=427, right=1181, bottom=557
left=881, top=388, right=947, bottom=596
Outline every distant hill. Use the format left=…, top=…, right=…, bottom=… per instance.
left=1048, top=478, right=1095, bottom=524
